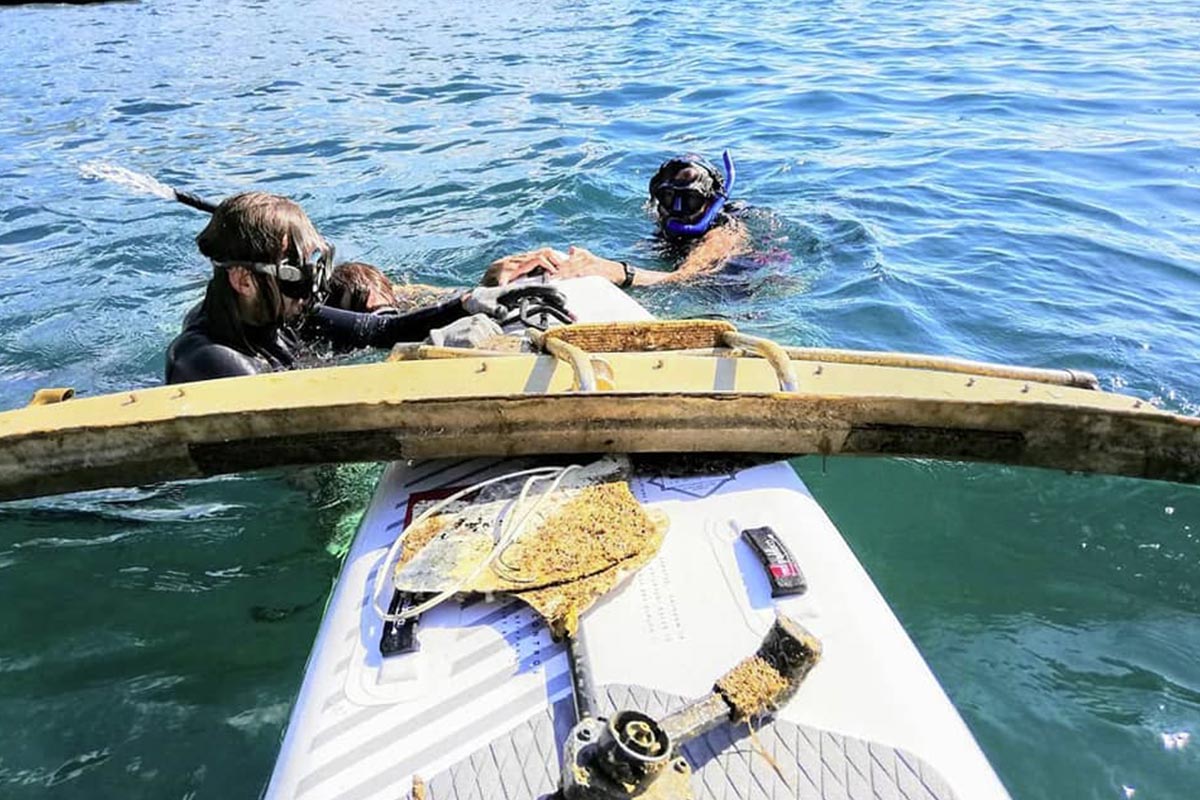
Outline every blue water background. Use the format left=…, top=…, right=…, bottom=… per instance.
left=1, top=0, right=1198, bottom=797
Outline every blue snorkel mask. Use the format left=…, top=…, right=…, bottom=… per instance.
left=651, top=150, right=736, bottom=237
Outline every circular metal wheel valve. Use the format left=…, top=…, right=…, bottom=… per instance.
left=605, top=710, right=672, bottom=779
left=622, top=719, right=662, bottom=756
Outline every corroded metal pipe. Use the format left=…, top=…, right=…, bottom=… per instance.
left=780, top=346, right=1099, bottom=390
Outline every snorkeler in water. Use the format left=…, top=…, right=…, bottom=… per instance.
left=326, top=261, right=457, bottom=315
left=166, top=192, right=566, bottom=384
left=481, top=150, right=751, bottom=288
left=324, top=261, right=453, bottom=314
left=326, top=261, right=401, bottom=313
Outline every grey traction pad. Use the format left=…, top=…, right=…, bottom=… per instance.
left=424, top=683, right=959, bottom=800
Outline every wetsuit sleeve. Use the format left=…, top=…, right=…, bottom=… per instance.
left=303, top=296, right=468, bottom=350
left=166, top=342, right=263, bottom=384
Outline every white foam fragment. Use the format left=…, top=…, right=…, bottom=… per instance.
left=1160, top=731, right=1191, bottom=751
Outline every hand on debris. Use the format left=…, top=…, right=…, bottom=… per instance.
left=549, top=246, right=626, bottom=285
left=480, top=247, right=568, bottom=286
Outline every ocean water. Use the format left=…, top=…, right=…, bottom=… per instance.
left=1, top=0, right=1198, bottom=797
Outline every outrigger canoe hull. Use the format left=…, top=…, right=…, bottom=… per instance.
left=2, top=348, right=1199, bottom=502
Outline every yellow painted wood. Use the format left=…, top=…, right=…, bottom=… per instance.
left=0, top=352, right=1196, bottom=501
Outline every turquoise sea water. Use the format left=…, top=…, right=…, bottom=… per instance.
left=1, top=0, right=1198, bottom=797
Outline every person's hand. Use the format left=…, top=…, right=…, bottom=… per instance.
left=463, top=284, right=570, bottom=319
left=480, top=247, right=568, bottom=286
left=554, top=246, right=625, bottom=284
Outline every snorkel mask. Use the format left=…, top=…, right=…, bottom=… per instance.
left=212, top=243, right=335, bottom=306
left=650, top=150, right=737, bottom=237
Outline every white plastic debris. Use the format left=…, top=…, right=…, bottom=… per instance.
left=1161, top=731, right=1191, bottom=751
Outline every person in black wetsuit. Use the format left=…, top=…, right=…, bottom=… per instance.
left=166, top=192, right=563, bottom=384
left=326, top=261, right=402, bottom=313
left=325, top=261, right=456, bottom=314
left=480, top=151, right=750, bottom=288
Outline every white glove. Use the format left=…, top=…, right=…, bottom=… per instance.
left=426, top=315, right=504, bottom=348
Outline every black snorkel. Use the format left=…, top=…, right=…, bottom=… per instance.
left=662, top=149, right=736, bottom=237
left=173, top=189, right=218, bottom=214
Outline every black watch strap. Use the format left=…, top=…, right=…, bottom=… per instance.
left=619, top=260, right=636, bottom=288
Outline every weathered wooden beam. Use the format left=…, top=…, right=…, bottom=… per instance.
left=1, top=353, right=1196, bottom=502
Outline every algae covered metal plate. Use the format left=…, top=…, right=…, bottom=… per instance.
left=391, top=456, right=669, bottom=638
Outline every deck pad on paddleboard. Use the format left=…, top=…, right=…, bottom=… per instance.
left=426, top=684, right=959, bottom=800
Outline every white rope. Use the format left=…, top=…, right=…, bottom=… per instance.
left=372, top=464, right=581, bottom=624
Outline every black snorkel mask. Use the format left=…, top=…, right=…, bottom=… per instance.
left=212, top=243, right=335, bottom=306
left=650, top=150, right=737, bottom=237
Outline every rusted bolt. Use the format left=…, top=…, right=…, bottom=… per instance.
left=673, top=758, right=688, bottom=774
left=476, top=362, right=488, bottom=373
left=966, top=377, right=975, bottom=387
left=577, top=728, right=593, bottom=742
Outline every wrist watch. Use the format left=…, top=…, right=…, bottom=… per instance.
left=619, top=261, right=636, bottom=289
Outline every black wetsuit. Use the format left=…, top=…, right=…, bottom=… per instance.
left=165, top=296, right=468, bottom=384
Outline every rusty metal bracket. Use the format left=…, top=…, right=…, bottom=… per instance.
left=722, top=332, right=800, bottom=392
left=528, top=330, right=603, bottom=391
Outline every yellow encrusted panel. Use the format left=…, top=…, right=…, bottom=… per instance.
left=544, top=320, right=735, bottom=352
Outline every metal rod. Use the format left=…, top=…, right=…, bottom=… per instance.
left=780, top=346, right=1099, bottom=390
left=386, top=343, right=522, bottom=361
left=545, top=344, right=1099, bottom=391
left=565, top=633, right=598, bottom=722
left=659, top=693, right=732, bottom=745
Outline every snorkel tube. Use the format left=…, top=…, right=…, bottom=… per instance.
left=173, top=189, right=218, bottom=214
left=663, top=149, right=736, bottom=237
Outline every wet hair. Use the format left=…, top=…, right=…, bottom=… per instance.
left=648, top=155, right=725, bottom=204
left=196, top=191, right=327, bottom=349
left=326, top=261, right=399, bottom=313
left=196, top=191, right=328, bottom=267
